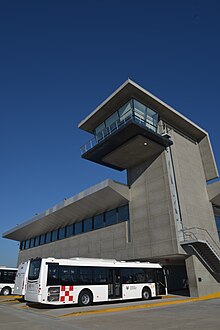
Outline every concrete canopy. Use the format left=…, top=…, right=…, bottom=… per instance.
left=2, top=179, right=129, bottom=242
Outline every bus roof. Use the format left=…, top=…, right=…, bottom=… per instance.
left=37, top=257, right=162, bottom=269
left=0, top=266, right=18, bottom=270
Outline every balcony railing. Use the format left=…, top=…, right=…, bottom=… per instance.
left=80, top=111, right=158, bottom=155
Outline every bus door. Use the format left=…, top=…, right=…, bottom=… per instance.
left=155, top=268, right=166, bottom=295
left=108, top=268, right=122, bottom=299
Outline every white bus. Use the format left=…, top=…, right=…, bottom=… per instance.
left=25, top=257, right=167, bottom=305
left=14, top=261, right=30, bottom=297
left=0, top=266, right=18, bottom=295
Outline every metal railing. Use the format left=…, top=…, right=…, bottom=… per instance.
left=80, top=111, right=157, bottom=155
left=180, top=226, right=220, bottom=259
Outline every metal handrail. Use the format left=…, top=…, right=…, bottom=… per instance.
left=181, top=226, right=220, bottom=257
left=80, top=112, right=157, bottom=155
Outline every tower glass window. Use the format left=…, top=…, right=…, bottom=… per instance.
left=118, top=100, right=133, bottom=122
left=93, top=99, right=158, bottom=143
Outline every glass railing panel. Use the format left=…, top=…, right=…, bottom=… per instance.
left=80, top=109, right=158, bottom=155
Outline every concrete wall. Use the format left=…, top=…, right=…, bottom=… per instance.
left=170, top=129, right=218, bottom=241
left=169, top=129, right=220, bottom=296
left=17, top=222, right=130, bottom=265
left=186, top=256, right=220, bottom=296
left=127, top=153, right=179, bottom=260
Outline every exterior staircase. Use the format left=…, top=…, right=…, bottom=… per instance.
left=180, top=227, right=220, bottom=283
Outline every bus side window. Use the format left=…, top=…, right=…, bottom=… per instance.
left=79, top=267, right=93, bottom=285
left=0, top=270, right=17, bottom=283
left=93, top=267, right=108, bottom=284
left=133, top=269, right=145, bottom=283
left=145, top=269, right=154, bottom=283
left=121, top=268, right=133, bottom=283
left=47, top=264, right=59, bottom=285
left=59, top=266, right=78, bottom=285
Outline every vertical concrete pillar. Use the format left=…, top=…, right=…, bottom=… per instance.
left=185, top=255, right=220, bottom=297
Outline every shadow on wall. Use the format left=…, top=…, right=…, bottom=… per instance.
left=164, top=264, right=189, bottom=296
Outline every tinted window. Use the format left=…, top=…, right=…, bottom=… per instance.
left=94, top=214, right=104, bottom=229
left=46, top=232, right=52, bottom=244
left=59, top=266, right=78, bottom=285
left=28, top=259, right=42, bottom=280
left=30, top=238, right=35, bottom=248
left=0, top=270, right=17, bottom=283
left=93, top=267, right=108, bottom=284
left=66, top=224, right=74, bottom=238
left=118, top=205, right=129, bottom=222
left=133, top=268, right=146, bottom=283
left=79, top=267, right=93, bottom=285
left=121, top=268, right=155, bottom=283
left=52, top=229, right=58, bottom=242
left=105, top=209, right=117, bottom=226
left=58, top=227, right=66, bottom=240
left=47, top=264, right=59, bottom=285
left=75, top=222, right=82, bottom=235
left=35, top=236, right=40, bottom=247
left=121, top=268, right=134, bottom=283
left=20, top=241, right=25, bottom=250
left=144, top=269, right=155, bottom=283
left=40, top=234, right=45, bottom=245
left=25, top=240, right=30, bottom=249
left=83, top=218, right=93, bottom=232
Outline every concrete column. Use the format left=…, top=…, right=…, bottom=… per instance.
left=186, top=255, right=220, bottom=297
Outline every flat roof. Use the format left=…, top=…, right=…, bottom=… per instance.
left=3, top=179, right=129, bottom=242
left=78, top=79, right=207, bottom=141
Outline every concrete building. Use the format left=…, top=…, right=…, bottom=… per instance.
left=3, top=79, right=220, bottom=297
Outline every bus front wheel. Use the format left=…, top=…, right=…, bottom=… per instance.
left=142, top=287, right=151, bottom=300
left=1, top=286, right=12, bottom=296
left=78, top=290, right=93, bottom=306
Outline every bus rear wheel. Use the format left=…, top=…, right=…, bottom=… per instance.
left=1, top=287, right=12, bottom=296
left=142, top=287, right=151, bottom=300
left=78, top=290, right=93, bottom=306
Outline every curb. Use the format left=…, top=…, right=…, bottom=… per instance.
left=59, top=291, right=220, bottom=318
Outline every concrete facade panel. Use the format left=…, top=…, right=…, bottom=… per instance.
left=170, top=129, right=219, bottom=243
left=186, top=256, right=220, bottom=297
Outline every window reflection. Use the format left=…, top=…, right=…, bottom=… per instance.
left=94, top=214, right=104, bottom=229
left=93, top=99, right=158, bottom=142
left=105, top=209, right=117, bottom=226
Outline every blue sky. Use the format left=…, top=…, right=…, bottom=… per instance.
left=0, top=0, right=219, bottom=267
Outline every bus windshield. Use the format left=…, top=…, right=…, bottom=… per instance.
left=28, top=259, right=42, bottom=280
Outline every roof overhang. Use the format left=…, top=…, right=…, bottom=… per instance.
left=207, top=181, right=220, bottom=207
left=2, top=179, right=130, bottom=242
left=78, top=79, right=207, bottom=142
